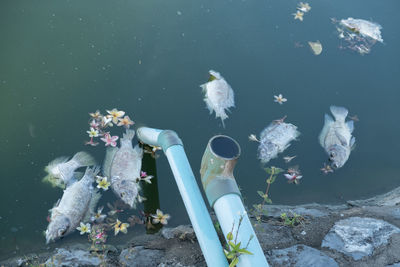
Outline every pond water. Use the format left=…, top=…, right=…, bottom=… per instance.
left=1, top=0, right=399, bottom=260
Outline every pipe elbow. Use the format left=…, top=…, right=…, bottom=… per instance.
left=157, top=130, right=183, bottom=151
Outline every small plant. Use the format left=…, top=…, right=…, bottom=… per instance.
left=223, top=215, right=254, bottom=267
left=252, top=166, right=284, bottom=227
left=280, top=211, right=304, bottom=227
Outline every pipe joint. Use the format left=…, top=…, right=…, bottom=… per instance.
left=158, top=130, right=183, bottom=151
left=200, top=135, right=241, bottom=207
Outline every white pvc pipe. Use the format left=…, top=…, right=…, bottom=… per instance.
left=214, top=194, right=269, bottom=267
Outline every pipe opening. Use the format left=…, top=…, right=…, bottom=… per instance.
left=210, top=135, right=240, bottom=160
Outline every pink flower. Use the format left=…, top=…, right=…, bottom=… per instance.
left=101, top=133, right=119, bottom=147
left=140, top=171, right=147, bottom=178
left=284, top=173, right=302, bottom=184
left=89, top=120, right=99, bottom=129
left=95, top=232, right=105, bottom=239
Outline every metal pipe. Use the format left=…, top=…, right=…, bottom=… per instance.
left=136, top=127, right=229, bottom=267
left=200, top=135, right=269, bottom=267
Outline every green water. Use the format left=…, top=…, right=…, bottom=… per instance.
left=1, top=0, right=400, bottom=259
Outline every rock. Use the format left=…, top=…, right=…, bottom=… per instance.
left=267, top=244, right=338, bottom=267
left=322, top=217, right=400, bottom=260
left=263, top=203, right=347, bottom=219
left=161, top=225, right=195, bottom=241
left=347, top=187, right=400, bottom=207
left=45, top=248, right=102, bottom=267
left=119, top=246, right=165, bottom=267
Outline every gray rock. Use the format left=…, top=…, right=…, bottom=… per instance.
left=119, top=246, right=165, bottom=267
left=347, top=187, right=400, bottom=207
left=322, top=217, right=400, bottom=260
left=386, top=263, right=400, bottom=267
left=267, top=244, right=338, bottom=267
left=45, top=248, right=102, bottom=267
left=264, top=203, right=348, bottom=219
left=161, top=225, right=195, bottom=240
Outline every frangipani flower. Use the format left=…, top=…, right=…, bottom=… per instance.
left=297, top=2, right=311, bottom=12
left=89, top=110, right=102, bottom=120
left=106, top=109, right=125, bottom=124
left=91, top=206, right=107, bottom=222
left=274, top=94, right=287, bottom=104
left=117, top=116, right=134, bottom=128
left=151, top=209, right=170, bottom=225
left=284, top=173, right=303, bottom=184
left=89, top=120, right=99, bottom=129
left=293, top=11, right=304, bottom=21
left=101, top=133, right=119, bottom=147
left=141, top=175, right=153, bottom=184
left=321, top=163, right=334, bottom=174
left=101, top=116, right=113, bottom=128
left=87, top=127, right=99, bottom=138
left=76, top=222, right=91, bottom=235
left=96, top=176, right=111, bottom=190
left=113, top=219, right=129, bottom=236
left=140, top=171, right=147, bottom=178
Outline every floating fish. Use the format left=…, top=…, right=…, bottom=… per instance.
left=103, top=129, right=143, bottom=208
left=319, top=106, right=356, bottom=169
left=43, top=151, right=96, bottom=189
left=200, top=70, right=235, bottom=128
left=257, top=120, right=300, bottom=164
left=308, top=41, right=323, bottom=55
left=334, top=18, right=383, bottom=55
left=45, top=167, right=101, bottom=243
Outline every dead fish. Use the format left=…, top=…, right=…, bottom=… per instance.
left=200, top=70, right=235, bottom=128
left=103, top=129, right=143, bottom=208
left=319, top=106, right=355, bottom=169
left=45, top=166, right=101, bottom=243
left=257, top=120, right=300, bottom=164
left=43, top=151, right=96, bottom=189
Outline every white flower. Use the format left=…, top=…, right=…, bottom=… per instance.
left=76, top=222, right=91, bottom=235
left=248, top=134, right=259, bottom=142
left=87, top=127, right=99, bottom=138
left=274, top=94, right=287, bottom=104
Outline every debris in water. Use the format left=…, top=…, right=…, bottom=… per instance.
left=333, top=17, right=383, bottom=55
left=308, top=41, right=323, bottom=55
left=283, top=155, right=297, bottom=163
left=200, top=70, right=235, bottom=128
left=321, top=163, right=334, bottom=174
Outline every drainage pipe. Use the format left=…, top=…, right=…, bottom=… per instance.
left=136, top=127, right=229, bottom=267
left=200, top=135, right=269, bottom=267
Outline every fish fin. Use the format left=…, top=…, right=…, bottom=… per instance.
left=83, top=166, right=101, bottom=182
left=71, top=151, right=96, bottom=167
left=42, top=174, right=65, bottom=189
left=44, top=156, right=69, bottom=174
left=200, top=83, right=207, bottom=93
left=346, top=120, right=354, bottom=133
left=74, top=171, right=84, bottom=180
left=335, top=130, right=348, bottom=146
left=350, top=137, right=356, bottom=150
left=330, top=106, right=348, bottom=122
left=133, top=144, right=144, bottom=179
left=122, top=129, right=135, bottom=142
left=83, top=189, right=102, bottom=222
left=318, top=114, right=334, bottom=147
left=221, top=118, right=226, bottom=128
left=102, top=147, right=118, bottom=177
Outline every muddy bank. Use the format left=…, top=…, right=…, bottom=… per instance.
left=2, top=186, right=400, bottom=267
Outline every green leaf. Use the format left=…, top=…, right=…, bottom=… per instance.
left=257, top=191, right=265, bottom=198
left=229, top=257, right=239, bottom=267
left=226, top=251, right=235, bottom=259
left=264, top=167, right=272, bottom=174
left=270, top=176, right=276, bottom=183
left=238, top=248, right=253, bottom=255
left=273, top=167, right=284, bottom=174
left=227, top=232, right=233, bottom=241
left=228, top=241, right=236, bottom=249
left=234, top=242, right=242, bottom=251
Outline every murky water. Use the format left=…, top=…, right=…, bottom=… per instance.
left=1, top=0, right=399, bottom=259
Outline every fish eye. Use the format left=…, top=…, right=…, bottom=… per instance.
left=330, top=152, right=335, bottom=157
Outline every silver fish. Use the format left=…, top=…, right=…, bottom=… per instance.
left=43, top=151, right=96, bottom=189
left=319, top=106, right=355, bottom=169
left=258, top=121, right=300, bottom=164
left=200, top=70, right=235, bottom=128
left=45, top=166, right=101, bottom=243
left=103, top=129, right=143, bottom=208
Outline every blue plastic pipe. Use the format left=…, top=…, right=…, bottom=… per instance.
left=200, top=135, right=269, bottom=267
left=136, top=127, right=229, bottom=267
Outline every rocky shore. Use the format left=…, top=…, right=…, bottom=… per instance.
left=2, top=186, right=400, bottom=267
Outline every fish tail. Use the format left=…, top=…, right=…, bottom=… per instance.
left=330, top=106, right=348, bottom=122
left=71, top=151, right=96, bottom=167
left=122, top=129, right=135, bottom=142
left=44, top=156, right=69, bottom=175
left=84, top=166, right=101, bottom=181
left=42, top=174, right=65, bottom=189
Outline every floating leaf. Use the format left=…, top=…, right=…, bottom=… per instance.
left=308, top=41, right=323, bottom=55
